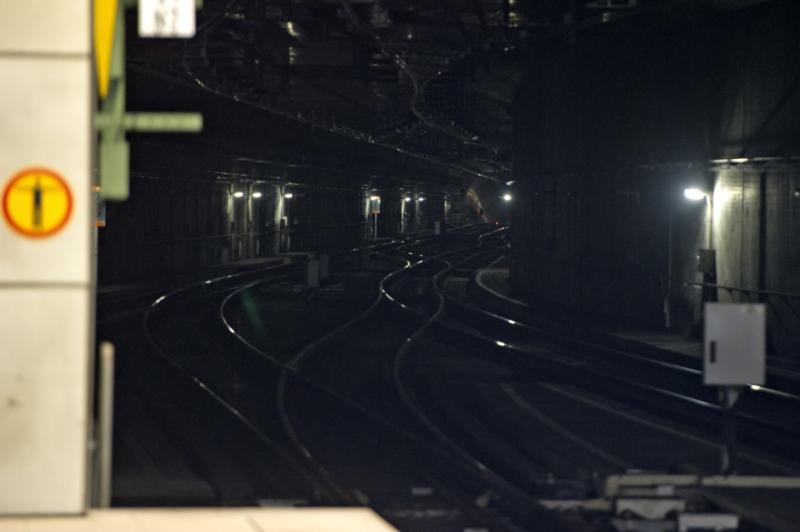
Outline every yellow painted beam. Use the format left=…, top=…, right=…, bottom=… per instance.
left=94, top=0, right=119, bottom=98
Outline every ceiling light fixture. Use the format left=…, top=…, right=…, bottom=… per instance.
left=684, top=188, right=707, bottom=201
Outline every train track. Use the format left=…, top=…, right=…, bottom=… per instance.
left=419, top=246, right=800, bottom=486
left=108, top=225, right=568, bottom=530
left=240, top=226, right=583, bottom=531
left=103, top=221, right=799, bottom=529
left=102, top=231, right=435, bottom=504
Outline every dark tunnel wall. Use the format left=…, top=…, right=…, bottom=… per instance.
left=511, top=1, right=800, bottom=351
left=97, top=170, right=462, bottom=285
left=97, top=70, right=474, bottom=285
left=98, top=177, right=381, bottom=285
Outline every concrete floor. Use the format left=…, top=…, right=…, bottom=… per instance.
left=0, top=507, right=395, bottom=532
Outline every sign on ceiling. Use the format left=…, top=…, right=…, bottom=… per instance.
left=138, top=0, right=196, bottom=38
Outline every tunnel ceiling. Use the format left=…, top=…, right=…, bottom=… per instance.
left=125, top=0, right=772, bottom=188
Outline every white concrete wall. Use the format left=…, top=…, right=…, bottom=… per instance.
left=0, top=2, right=92, bottom=514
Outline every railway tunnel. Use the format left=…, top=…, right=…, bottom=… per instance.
left=2, top=1, right=800, bottom=531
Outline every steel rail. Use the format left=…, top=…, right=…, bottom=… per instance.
left=217, top=231, right=450, bottom=504
left=139, top=261, right=349, bottom=502
left=467, top=258, right=800, bottom=405
left=268, top=225, right=564, bottom=530
left=429, top=259, right=800, bottom=470
left=136, top=229, right=450, bottom=506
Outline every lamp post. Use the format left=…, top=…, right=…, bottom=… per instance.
left=684, top=187, right=713, bottom=249
left=369, top=195, right=380, bottom=239
left=684, top=186, right=717, bottom=328
left=664, top=182, right=674, bottom=329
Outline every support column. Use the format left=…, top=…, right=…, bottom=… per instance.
left=349, top=188, right=364, bottom=246
left=400, top=191, right=410, bottom=233
left=273, top=183, right=285, bottom=254
left=410, top=193, right=422, bottom=231
left=327, top=187, right=358, bottom=252
left=428, top=191, right=446, bottom=230
left=362, top=188, right=372, bottom=241
left=0, top=1, right=92, bottom=514
left=378, top=188, right=402, bottom=237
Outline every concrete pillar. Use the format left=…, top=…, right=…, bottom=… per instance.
left=400, top=191, right=411, bottom=233
left=427, top=191, right=446, bottom=229
left=225, top=182, right=235, bottom=262
left=338, top=187, right=360, bottom=247
left=245, top=181, right=254, bottom=258
left=378, top=188, right=401, bottom=237
left=274, top=184, right=286, bottom=253
left=322, top=187, right=357, bottom=252
left=250, top=183, right=262, bottom=257
left=0, top=1, right=92, bottom=514
left=407, top=192, right=422, bottom=231
left=362, top=188, right=372, bottom=240
left=231, top=183, right=244, bottom=259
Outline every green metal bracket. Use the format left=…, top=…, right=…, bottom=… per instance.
left=96, top=0, right=203, bottom=201
left=95, top=112, right=203, bottom=132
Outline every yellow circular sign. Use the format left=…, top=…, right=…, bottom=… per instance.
left=2, top=167, right=73, bottom=238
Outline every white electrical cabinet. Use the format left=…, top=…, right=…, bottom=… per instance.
left=704, top=303, right=766, bottom=386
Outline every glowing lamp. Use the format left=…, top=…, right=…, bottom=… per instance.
left=684, top=188, right=707, bottom=201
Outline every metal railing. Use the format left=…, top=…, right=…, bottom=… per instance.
left=98, top=222, right=378, bottom=283
left=677, top=280, right=800, bottom=358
